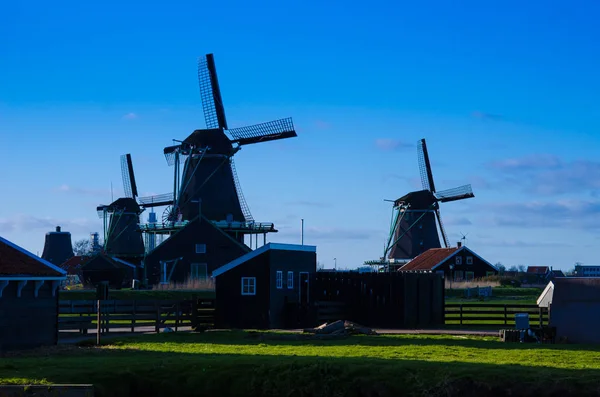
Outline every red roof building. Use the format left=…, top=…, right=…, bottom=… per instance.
left=0, top=235, right=67, bottom=352
left=399, top=243, right=498, bottom=281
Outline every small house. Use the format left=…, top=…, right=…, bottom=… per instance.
left=144, top=217, right=250, bottom=286
left=80, top=253, right=137, bottom=289
left=537, top=278, right=600, bottom=344
left=398, top=242, right=498, bottom=280
left=212, top=243, right=317, bottom=329
left=0, top=235, right=67, bottom=352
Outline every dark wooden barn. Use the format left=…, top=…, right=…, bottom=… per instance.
left=0, top=235, right=67, bottom=352
left=144, top=217, right=251, bottom=286
left=399, top=242, right=498, bottom=280
left=80, top=253, right=137, bottom=289
left=538, top=278, right=600, bottom=344
left=212, top=243, right=317, bottom=329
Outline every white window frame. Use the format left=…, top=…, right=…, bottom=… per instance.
left=276, top=271, right=283, bottom=289
left=466, top=256, right=473, bottom=265
left=190, top=263, right=208, bottom=280
left=455, top=256, right=462, bottom=265
left=241, top=277, right=256, bottom=296
left=195, top=244, right=206, bottom=254
left=287, top=271, right=294, bottom=289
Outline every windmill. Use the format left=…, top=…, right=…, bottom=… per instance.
left=96, top=153, right=145, bottom=260
left=383, top=138, right=475, bottom=263
left=459, top=231, right=469, bottom=246
left=138, top=53, right=297, bottom=243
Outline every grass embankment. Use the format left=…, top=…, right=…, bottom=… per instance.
left=446, top=287, right=542, bottom=305
left=2, top=331, right=600, bottom=397
left=60, top=289, right=215, bottom=301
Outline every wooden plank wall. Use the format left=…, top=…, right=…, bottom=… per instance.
left=311, top=272, right=444, bottom=328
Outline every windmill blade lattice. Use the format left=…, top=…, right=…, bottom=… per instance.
left=435, top=208, right=450, bottom=248
left=120, top=154, right=138, bottom=198
left=228, top=117, right=296, bottom=146
left=434, top=185, right=474, bottom=202
left=417, top=139, right=436, bottom=192
left=198, top=54, right=227, bottom=130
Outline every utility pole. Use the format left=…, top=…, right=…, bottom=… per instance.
left=301, top=219, right=304, bottom=245
left=334, top=258, right=337, bottom=270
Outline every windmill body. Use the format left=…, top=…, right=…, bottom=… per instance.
left=175, top=129, right=245, bottom=223
left=368, top=139, right=475, bottom=271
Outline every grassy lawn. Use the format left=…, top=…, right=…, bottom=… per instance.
left=2, top=331, right=600, bottom=397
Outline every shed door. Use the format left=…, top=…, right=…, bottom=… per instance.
left=299, top=272, right=310, bottom=305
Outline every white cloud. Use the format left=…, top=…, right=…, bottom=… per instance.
left=0, top=214, right=101, bottom=234
left=374, top=138, right=413, bottom=152
left=122, top=112, right=138, bottom=120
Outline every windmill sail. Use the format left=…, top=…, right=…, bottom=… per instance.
left=121, top=154, right=138, bottom=198
left=198, top=54, right=228, bottom=130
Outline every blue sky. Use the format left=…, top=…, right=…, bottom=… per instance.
left=1, top=0, right=599, bottom=271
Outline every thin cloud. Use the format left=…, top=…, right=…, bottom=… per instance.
left=274, top=226, right=380, bottom=242
left=487, top=154, right=600, bottom=195
left=374, top=138, right=413, bottom=152
left=480, top=239, right=574, bottom=248
left=472, top=111, right=505, bottom=121
left=314, top=120, right=332, bottom=130
left=122, top=112, right=138, bottom=120
left=442, top=216, right=473, bottom=226
left=478, top=199, right=600, bottom=230
left=53, top=184, right=113, bottom=197
left=0, top=214, right=101, bottom=234
left=285, top=200, right=333, bottom=208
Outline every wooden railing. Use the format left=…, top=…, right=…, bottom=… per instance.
left=445, top=304, right=548, bottom=327
left=58, top=299, right=215, bottom=334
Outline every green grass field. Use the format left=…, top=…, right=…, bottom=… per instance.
left=2, top=331, right=600, bottom=397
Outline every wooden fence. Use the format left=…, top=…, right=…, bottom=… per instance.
left=445, top=303, right=549, bottom=327
left=312, top=272, right=445, bottom=328
left=58, top=299, right=215, bottom=334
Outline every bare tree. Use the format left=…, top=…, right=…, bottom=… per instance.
left=495, top=262, right=506, bottom=274
left=72, top=239, right=91, bottom=256
left=508, top=265, right=518, bottom=272
left=517, top=264, right=526, bottom=273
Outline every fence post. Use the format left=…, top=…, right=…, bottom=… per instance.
left=131, top=300, right=136, bottom=333
left=539, top=307, right=543, bottom=327
left=96, top=300, right=101, bottom=346
left=175, top=301, right=180, bottom=332
left=459, top=304, right=463, bottom=325
left=155, top=301, right=160, bottom=333
left=191, top=297, right=198, bottom=331
left=504, top=305, right=507, bottom=326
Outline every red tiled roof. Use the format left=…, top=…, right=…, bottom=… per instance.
left=60, top=255, right=89, bottom=274
left=0, top=235, right=66, bottom=278
left=527, top=266, right=549, bottom=274
left=399, top=248, right=459, bottom=271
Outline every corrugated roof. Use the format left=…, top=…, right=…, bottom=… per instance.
left=399, top=248, right=459, bottom=271
left=552, top=278, right=600, bottom=304
left=0, top=235, right=67, bottom=278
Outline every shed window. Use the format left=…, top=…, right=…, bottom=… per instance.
left=466, top=256, right=473, bottom=265
left=190, top=263, right=207, bottom=280
left=287, top=271, right=294, bottom=289
left=276, top=271, right=283, bottom=289
left=241, top=277, right=256, bottom=296
left=465, top=271, right=475, bottom=281
left=195, top=244, right=206, bottom=254
left=454, top=270, right=464, bottom=281
left=455, top=256, right=462, bottom=265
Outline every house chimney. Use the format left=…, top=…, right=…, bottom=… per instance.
left=56, top=226, right=61, bottom=232
left=457, top=241, right=462, bottom=248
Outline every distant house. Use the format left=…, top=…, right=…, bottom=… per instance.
left=526, top=266, right=565, bottom=282
left=212, top=243, right=317, bottom=329
left=80, top=253, right=137, bottom=289
left=398, top=242, right=498, bottom=280
left=0, top=235, right=67, bottom=352
left=574, top=265, right=600, bottom=277
left=537, top=278, right=600, bottom=343
left=60, top=255, right=89, bottom=276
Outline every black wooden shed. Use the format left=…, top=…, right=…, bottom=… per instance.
left=0, top=235, right=67, bottom=352
left=212, top=243, right=317, bottom=329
